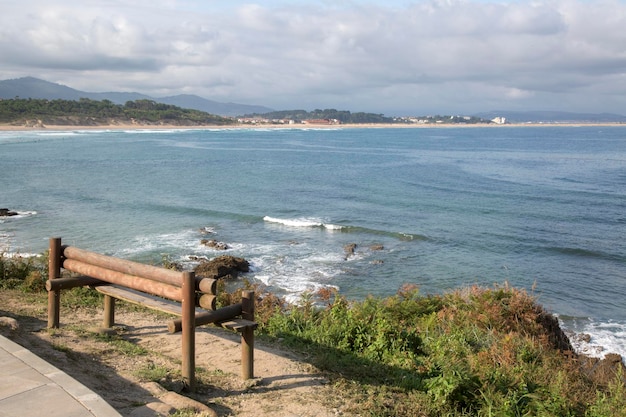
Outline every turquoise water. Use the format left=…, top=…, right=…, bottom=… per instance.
left=1, top=126, right=625, bottom=358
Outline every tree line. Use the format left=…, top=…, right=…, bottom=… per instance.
left=245, top=108, right=396, bottom=124
left=0, top=98, right=235, bottom=126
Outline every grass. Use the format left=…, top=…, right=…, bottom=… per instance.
left=2, top=252, right=625, bottom=416
left=135, top=362, right=172, bottom=382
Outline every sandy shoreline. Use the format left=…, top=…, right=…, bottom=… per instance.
left=0, top=122, right=624, bottom=131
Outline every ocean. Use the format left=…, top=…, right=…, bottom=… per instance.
left=1, top=126, right=625, bottom=359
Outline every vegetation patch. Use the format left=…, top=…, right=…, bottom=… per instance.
left=0, top=98, right=235, bottom=126
left=1, top=252, right=624, bottom=416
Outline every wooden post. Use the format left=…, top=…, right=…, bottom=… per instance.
left=181, top=271, right=196, bottom=391
left=47, top=237, right=62, bottom=328
left=241, top=290, right=255, bottom=380
left=103, top=295, right=115, bottom=328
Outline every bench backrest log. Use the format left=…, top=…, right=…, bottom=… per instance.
left=46, top=237, right=255, bottom=390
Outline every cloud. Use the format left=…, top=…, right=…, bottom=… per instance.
left=1, top=0, right=626, bottom=114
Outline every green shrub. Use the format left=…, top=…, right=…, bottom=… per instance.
left=0, top=252, right=48, bottom=290
left=255, top=284, right=626, bottom=416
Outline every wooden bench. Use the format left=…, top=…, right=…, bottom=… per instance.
left=45, top=237, right=257, bottom=390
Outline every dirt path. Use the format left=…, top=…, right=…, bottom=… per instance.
left=0, top=292, right=347, bottom=416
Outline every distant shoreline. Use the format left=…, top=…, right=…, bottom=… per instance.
left=1, top=121, right=625, bottom=131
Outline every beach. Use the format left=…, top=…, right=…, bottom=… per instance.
left=1, top=121, right=624, bottom=131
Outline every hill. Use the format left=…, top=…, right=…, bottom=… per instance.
left=0, top=77, right=273, bottom=117
left=0, top=97, right=235, bottom=126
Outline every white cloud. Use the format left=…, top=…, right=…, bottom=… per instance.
left=1, top=0, right=626, bottom=114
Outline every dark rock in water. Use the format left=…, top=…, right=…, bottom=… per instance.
left=370, top=244, right=384, bottom=251
left=344, top=243, right=357, bottom=258
left=200, top=239, right=229, bottom=250
left=371, top=259, right=384, bottom=265
left=194, top=255, right=250, bottom=280
left=0, top=208, right=18, bottom=216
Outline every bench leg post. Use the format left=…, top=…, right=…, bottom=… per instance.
left=103, top=295, right=115, bottom=328
left=47, top=237, right=62, bottom=328
left=241, top=290, right=255, bottom=380
left=181, top=271, right=196, bottom=391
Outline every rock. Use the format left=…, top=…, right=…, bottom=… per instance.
left=140, top=381, right=216, bottom=417
left=200, top=239, right=230, bottom=250
left=538, top=312, right=574, bottom=352
left=194, top=255, right=250, bottom=279
left=160, top=392, right=214, bottom=415
left=129, top=401, right=174, bottom=417
left=371, top=260, right=384, bottom=265
left=370, top=244, right=384, bottom=251
left=0, top=317, right=19, bottom=331
left=344, top=243, right=357, bottom=258
left=0, top=208, right=18, bottom=217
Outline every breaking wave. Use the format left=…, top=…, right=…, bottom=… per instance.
left=263, top=216, right=343, bottom=230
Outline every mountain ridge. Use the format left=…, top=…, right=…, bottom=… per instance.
left=0, top=77, right=273, bottom=117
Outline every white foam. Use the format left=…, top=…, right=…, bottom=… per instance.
left=113, top=229, right=200, bottom=257
left=263, top=216, right=343, bottom=230
left=15, top=210, right=37, bottom=218
left=264, top=216, right=322, bottom=228
left=246, top=244, right=343, bottom=302
left=36, top=131, right=82, bottom=136
left=1, top=252, right=40, bottom=259
left=564, top=318, right=626, bottom=363
left=122, top=129, right=186, bottom=134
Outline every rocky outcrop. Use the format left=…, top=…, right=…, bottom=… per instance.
left=0, top=208, right=18, bottom=216
left=200, top=239, right=229, bottom=250
left=194, top=255, right=250, bottom=280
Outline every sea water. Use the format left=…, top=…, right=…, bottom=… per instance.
left=1, top=126, right=625, bottom=359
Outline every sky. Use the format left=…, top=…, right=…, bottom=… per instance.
left=1, top=0, right=626, bottom=116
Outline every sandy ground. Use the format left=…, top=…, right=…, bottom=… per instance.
left=0, top=292, right=346, bottom=417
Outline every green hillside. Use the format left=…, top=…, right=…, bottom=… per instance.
left=0, top=98, right=236, bottom=126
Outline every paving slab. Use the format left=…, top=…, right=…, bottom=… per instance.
left=0, top=335, right=121, bottom=417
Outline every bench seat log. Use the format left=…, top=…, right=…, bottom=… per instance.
left=95, top=285, right=206, bottom=318
left=217, top=319, right=259, bottom=332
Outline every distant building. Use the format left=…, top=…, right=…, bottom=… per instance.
left=491, top=117, right=507, bottom=124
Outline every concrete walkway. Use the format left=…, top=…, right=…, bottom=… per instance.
left=0, top=334, right=121, bottom=417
